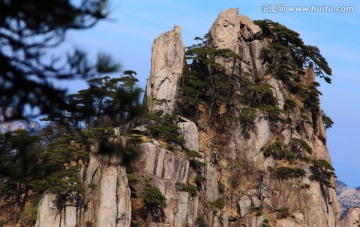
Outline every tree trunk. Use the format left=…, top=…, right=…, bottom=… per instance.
left=12, top=183, right=22, bottom=227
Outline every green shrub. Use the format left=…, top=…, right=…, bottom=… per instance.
left=190, top=160, right=206, bottom=174
left=254, top=20, right=332, bottom=87
left=178, top=44, right=241, bottom=121
left=127, top=174, right=139, bottom=197
left=211, top=198, right=225, bottom=209
left=302, top=82, right=322, bottom=130
left=278, top=150, right=296, bottom=163
left=167, top=143, right=175, bottom=151
left=301, top=183, right=311, bottom=190
left=218, top=182, right=226, bottom=194
left=175, top=182, right=198, bottom=197
left=20, top=198, right=40, bottom=225
left=195, top=175, right=207, bottom=184
left=241, top=107, right=257, bottom=126
left=262, top=218, right=270, bottom=227
left=261, top=105, right=282, bottom=120
left=322, top=111, right=334, bottom=129
left=146, top=114, right=185, bottom=145
left=262, top=140, right=282, bottom=159
left=186, top=149, right=202, bottom=159
left=85, top=221, right=94, bottom=227
left=128, top=133, right=143, bottom=143
left=142, top=186, right=166, bottom=209
left=284, top=98, right=297, bottom=111
left=194, top=175, right=207, bottom=190
left=248, top=83, right=278, bottom=107
left=309, top=159, right=336, bottom=188
left=272, top=166, right=306, bottom=179
left=289, top=138, right=312, bottom=154
left=196, top=216, right=209, bottom=227
left=293, top=167, right=307, bottom=178
left=264, top=139, right=312, bottom=163
left=276, top=207, right=289, bottom=219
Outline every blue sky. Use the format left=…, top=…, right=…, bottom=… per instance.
left=61, top=0, right=360, bottom=187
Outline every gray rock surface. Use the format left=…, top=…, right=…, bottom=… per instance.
left=35, top=138, right=131, bottom=227
left=337, top=186, right=360, bottom=216
left=208, top=8, right=266, bottom=79
left=35, top=193, right=61, bottom=227
left=238, top=196, right=252, bottom=217
left=140, top=143, right=189, bottom=183
left=33, top=8, right=341, bottom=227
left=205, top=162, right=220, bottom=201
left=177, top=118, right=199, bottom=152
left=145, top=26, right=185, bottom=115
left=338, top=207, right=360, bottom=227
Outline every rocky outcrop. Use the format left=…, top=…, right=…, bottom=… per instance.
left=204, top=8, right=339, bottom=227
left=139, top=143, right=198, bottom=226
left=207, top=8, right=266, bottom=79
left=177, top=117, right=199, bottom=152
left=35, top=193, right=62, bottom=227
left=33, top=7, right=341, bottom=227
left=35, top=141, right=131, bottom=227
left=145, top=26, right=185, bottom=115
left=140, top=143, right=189, bottom=183
left=205, top=161, right=219, bottom=201
left=339, top=207, right=360, bottom=227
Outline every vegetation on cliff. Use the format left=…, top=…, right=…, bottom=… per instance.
left=0, top=71, right=145, bottom=225
left=0, top=9, right=340, bottom=226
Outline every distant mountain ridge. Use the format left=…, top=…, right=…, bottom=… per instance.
left=0, top=120, right=40, bottom=134
left=336, top=180, right=360, bottom=217
left=0, top=108, right=41, bottom=134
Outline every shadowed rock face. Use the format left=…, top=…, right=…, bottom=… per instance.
left=145, top=25, right=185, bottom=115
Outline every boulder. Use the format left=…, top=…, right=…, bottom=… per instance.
left=238, top=196, right=252, bottom=217
left=177, top=120, right=199, bottom=152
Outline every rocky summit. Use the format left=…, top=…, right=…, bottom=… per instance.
left=3, top=8, right=357, bottom=227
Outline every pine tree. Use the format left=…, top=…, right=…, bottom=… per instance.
left=0, top=0, right=118, bottom=120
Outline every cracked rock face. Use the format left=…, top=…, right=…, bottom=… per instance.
left=145, top=25, right=185, bottom=115
left=139, top=143, right=198, bottom=227
left=35, top=141, right=131, bottom=227
left=177, top=118, right=199, bottom=152
left=33, top=8, right=343, bottom=227
left=207, top=8, right=266, bottom=79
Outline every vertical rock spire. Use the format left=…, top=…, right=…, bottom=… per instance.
left=145, top=25, right=185, bottom=115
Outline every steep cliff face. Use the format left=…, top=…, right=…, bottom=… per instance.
left=198, top=9, right=339, bottom=226
left=140, top=8, right=340, bottom=226
left=145, top=26, right=185, bottom=115
left=34, top=8, right=341, bottom=227
left=35, top=137, right=132, bottom=227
